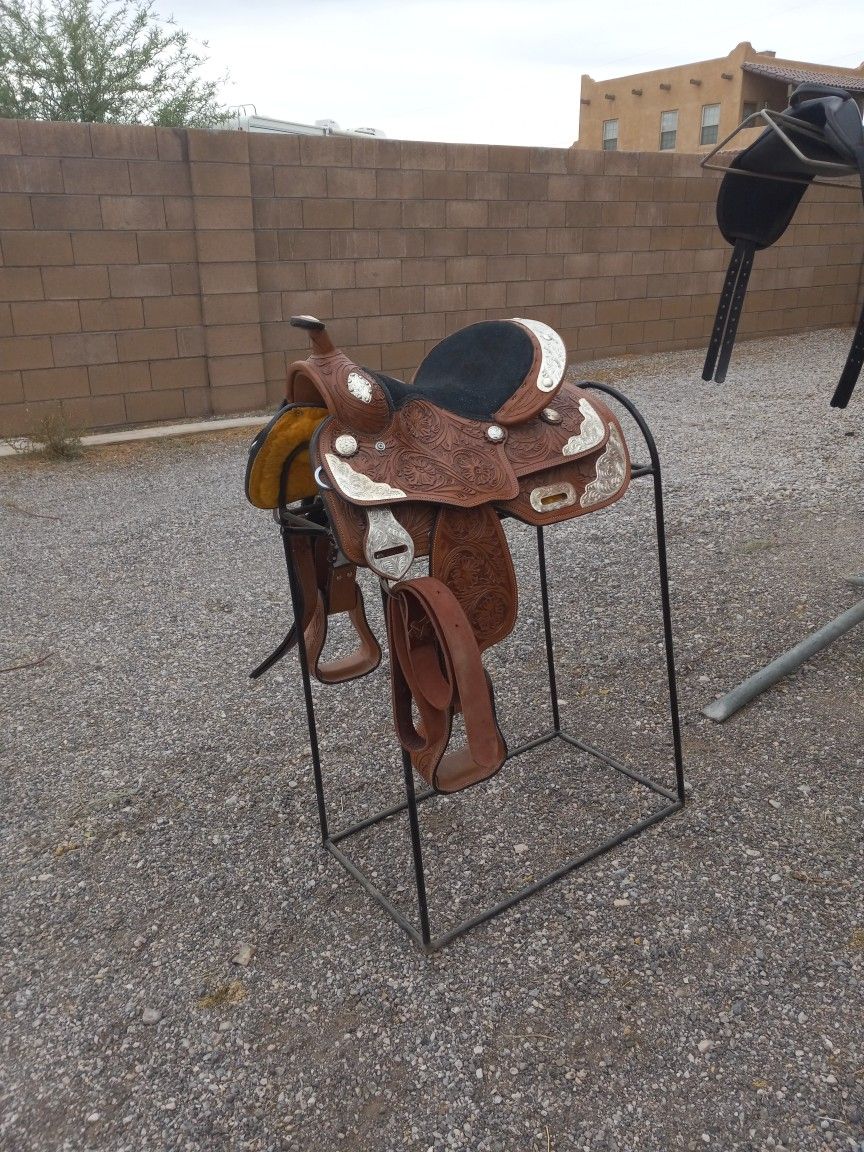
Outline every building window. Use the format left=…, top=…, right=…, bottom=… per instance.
left=602, top=119, right=619, bottom=150
left=700, top=103, right=720, bottom=145
left=742, top=100, right=757, bottom=120
left=659, top=110, right=678, bottom=150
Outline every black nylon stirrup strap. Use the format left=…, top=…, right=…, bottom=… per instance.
left=702, top=239, right=755, bottom=383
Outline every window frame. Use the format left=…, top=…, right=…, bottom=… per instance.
left=659, top=109, right=678, bottom=151
left=602, top=118, right=619, bottom=151
left=700, top=103, right=720, bottom=146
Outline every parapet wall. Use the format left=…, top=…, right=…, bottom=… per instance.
left=0, top=118, right=861, bottom=435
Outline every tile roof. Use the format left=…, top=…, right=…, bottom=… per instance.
left=742, top=61, right=864, bottom=93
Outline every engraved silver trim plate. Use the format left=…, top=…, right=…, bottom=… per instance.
left=334, top=434, right=359, bottom=457
left=324, top=454, right=407, bottom=501
left=581, top=426, right=628, bottom=508
left=486, top=424, right=505, bottom=443
left=364, top=507, right=415, bottom=579
left=540, top=407, right=562, bottom=424
left=529, top=481, right=577, bottom=513
left=511, top=317, right=567, bottom=393
left=347, top=371, right=373, bottom=404
left=562, top=398, right=606, bottom=456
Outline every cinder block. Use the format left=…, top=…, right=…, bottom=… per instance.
left=190, top=162, right=251, bottom=197
left=165, top=197, right=194, bottom=229
left=124, top=388, right=186, bottom=424
left=301, top=199, right=354, bottom=229
left=80, top=298, right=145, bottom=331
left=488, top=146, right=530, bottom=173
left=331, top=288, right=381, bottom=319
left=193, top=196, right=253, bottom=230
left=0, top=370, right=23, bottom=403
left=424, top=230, right=470, bottom=258
left=446, top=143, right=489, bottom=173
left=128, top=161, right=191, bottom=196
left=0, top=194, right=34, bottom=230
left=30, top=194, right=102, bottom=230
left=305, top=262, right=356, bottom=291
left=298, top=136, right=353, bottom=168
left=109, top=265, right=172, bottom=297
left=177, top=326, right=206, bottom=357
left=506, top=229, right=547, bottom=255
left=379, top=229, right=424, bottom=259
left=150, top=357, right=208, bottom=391
left=352, top=137, right=402, bottom=168
left=402, top=311, right=445, bottom=341
left=466, top=229, right=508, bottom=257
left=2, top=231, right=73, bottom=266
left=62, top=394, right=127, bottom=429
left=250, top=165, right=274, bottom=197
left=198, top=262, right=258, bottom=294
left=91, top=123, right=158, bottom=159
left=354, top=259, right=402, bottom=288
left=377, top=169, right=423, bottom=199
left=424, top=284, right=467, bottom=312
left=326, top=168, right=377, bottom=199
left=201, top=293, right=261, bottom=326
left=52, top=331, right=117, bottom=367
left=71, top=231, right=138, bottom=265
left=529, top=147, right=569, bottom=175
left=19, top=120, right=91, bottom=157
left=0, top=120, right=21, bottom=156
left=170, top=264, right=200, bottom=295
left=183, top=386, right=212, bottom=418
left=379, top=285, right=426, bottom=315
left=257, top=262, right=307, bottom=292
left=253, top=198, right=303, bottom=231
left=402, top=258, right=448, bottom=286
left=489, top=202, right=529, bottom=229
left=210, top=381, right=268, bottom=415
left=423, top=171, right=468, bottom=200
left=0, top=268, right=44, bottom=302
left=61, top=158, right=130, bottom=195
left=208, top=353, right=265, bottom=388
left=186, top=129, right=249, bottom=165
left=12, top=301, right=81, bottom=336
left=356, top=314, right=403, bottom=344
left=117, top=328, right=178, bottom=362
left=444, top=201, right=487, bottom=228
left=486, top=255, right=527, bottom=281
left=196, top=230, right=256, bottom=263
left=156, top=128, right=187, bottom=163
left=0, top=335, right=54, bottom=370
left=101, top=195, right=166, bottom=230
left=0, top=303, right=12, bottom=336
left=43, top=266, right=110, bottom=299
left=203, top=325, right=262, bottom=357
left=329, top=231, right=379, bottom=260
left=353, top=200, right=401, bottom=229
left=248, top=133, right=301, bottom=165
left=0, top=156, right=63, bottom=194
left=467, top=282, right=506, bottom=309
left=143, top=295, right=202, bottom=328
left=137, top=230, right=197, bottom=264
left=22, top=365, right=89, bottom=401
left=88, top=361, right=151, bottom=395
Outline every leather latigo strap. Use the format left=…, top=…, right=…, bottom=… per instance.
left=386, top=577, right=507, bottom=794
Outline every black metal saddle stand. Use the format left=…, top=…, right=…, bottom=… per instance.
left=257, top=385, right=685, bottom=952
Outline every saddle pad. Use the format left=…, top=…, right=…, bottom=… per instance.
left=245, top=403, right=326, bottom=509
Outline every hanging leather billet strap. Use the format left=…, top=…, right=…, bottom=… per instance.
left=703, top=83, right=864, bottom=407
left=386, top=576, right=507, bottom=794
left=245, top=405, right=381, bottom=684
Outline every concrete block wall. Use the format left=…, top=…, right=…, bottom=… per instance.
left=1, top=118, right=861, bottom=435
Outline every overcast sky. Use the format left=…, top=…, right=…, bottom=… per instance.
left=165, top=0, right=864, bottom=146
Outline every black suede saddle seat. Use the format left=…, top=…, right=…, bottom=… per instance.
left=703, top=83, right=864, bottom=407
left=372, top=320, right=537, bottom=421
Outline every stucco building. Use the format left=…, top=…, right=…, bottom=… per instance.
left=574, top=42, right=864, bottom=154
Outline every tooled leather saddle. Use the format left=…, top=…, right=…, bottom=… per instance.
left=703, top=83, right=864, bottom=407
left=246, top=316, right=632, bottom=793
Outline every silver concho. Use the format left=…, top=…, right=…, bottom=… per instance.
left=540, top=407, right=563, bottom=425
left=511, top=317, right=566, bottom=393
left=580, top=426, right=628, bottom=509
left=562, top=398, right=606, bottom=457
left=324, top=454, right=407, bottom=501
left=364, top=507, right=415, bottom=580
left=529, top=482, right=577, bottom=513
left=334, top=434, right=359, bottom=458
left=486, top=424, right=506, bottom=443
left=347, top=371, right=373, bottom=404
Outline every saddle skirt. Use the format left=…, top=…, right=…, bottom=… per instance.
left=703, top=83, right=864, bottom=407
left=247, top=316, right=632, bottom=793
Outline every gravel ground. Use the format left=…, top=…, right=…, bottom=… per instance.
left=1, top=328, right=862, bottom=1152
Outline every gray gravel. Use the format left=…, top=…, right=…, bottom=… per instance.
left=1, top=328, right=862, bottom=1152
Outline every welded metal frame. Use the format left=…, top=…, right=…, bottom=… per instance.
left=274, top=384, right=685, bottom=952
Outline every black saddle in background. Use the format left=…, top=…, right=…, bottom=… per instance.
left=703, top=83, right=864, bottom=408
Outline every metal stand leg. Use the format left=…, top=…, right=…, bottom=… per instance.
left=703, top=579, right=864, bottom=722
left=275, top=390, right=685, bottom=951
